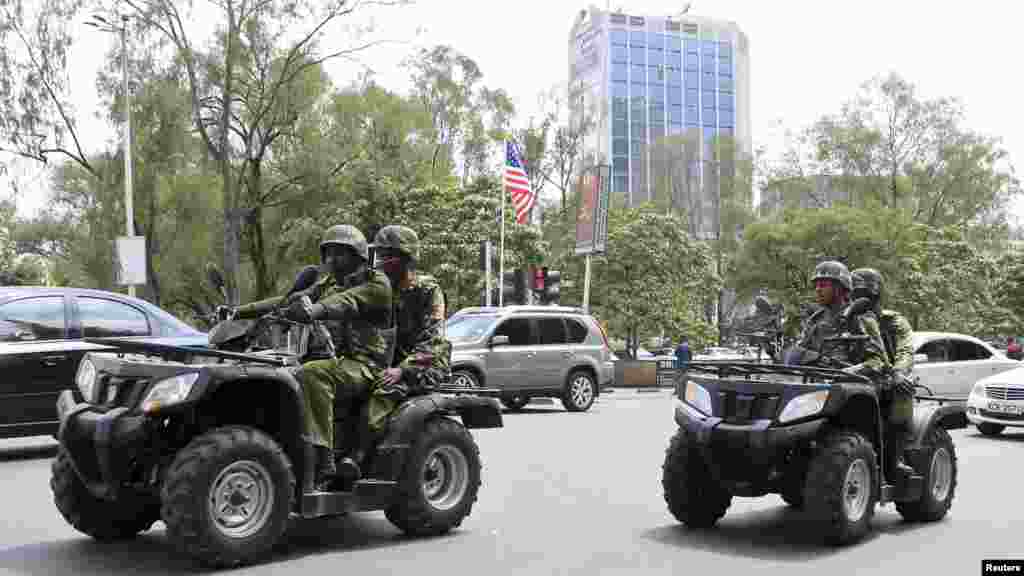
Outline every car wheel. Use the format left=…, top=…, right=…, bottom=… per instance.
left=977, top=422, right=1005, bottom=436
left=501, top=396, right=530, bottom=411
left=896, top=427, right=957, bottom=522
left=561, top=370, right=596, bottom=412
left=450, top=369, right=481, bottom=389
left=662, top=429, right=731, bottom=527
left=804, top=430, right=877, bottom=545
left=386, top=418, right=481, bottom=536
left=51, top=449, right=160, bottom=541
left=161, top=426, right=294, bottom=569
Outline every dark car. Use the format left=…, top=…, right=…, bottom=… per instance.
left=0, top=286, right=207, bottom=439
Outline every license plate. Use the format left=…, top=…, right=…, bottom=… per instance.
left=988, top=402, right=1020, bottom=415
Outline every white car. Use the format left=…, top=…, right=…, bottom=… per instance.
left=912, top=332, right=1020, bottom=397
left=967, top=365, right=1024, bottom=436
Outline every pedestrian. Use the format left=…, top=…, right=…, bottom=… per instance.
left=674, top=336, right=691, bottom=370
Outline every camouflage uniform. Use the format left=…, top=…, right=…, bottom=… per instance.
left=797, top=303, right=889, bottom=374
left=234, top=249, right=392, bottom=451
left=879, top=308, right=915, bottom=426
left=366, top=272, right=453, bottom=431
left=365, top=225, right=452, bottom=432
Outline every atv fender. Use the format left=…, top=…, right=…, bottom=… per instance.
left=907, top=402, right=967, bottom=450
left=370, top=393, right=502, bottom=481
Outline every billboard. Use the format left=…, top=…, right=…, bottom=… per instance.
left=574, top=165, right=610, bottom=255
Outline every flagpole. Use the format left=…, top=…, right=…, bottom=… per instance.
left=498, top=140, right=506, bottom=308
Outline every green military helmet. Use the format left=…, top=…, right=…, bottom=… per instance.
left=851, top=267, right=884, bottom=299
left=319, top=224, right=368, bottom=261
left=812, top=260, right=852, bottom=291
left=372, top=225, right=420, bottom=262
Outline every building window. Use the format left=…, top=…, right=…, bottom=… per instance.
left=613, top=138, right=629, bottom=156
left=702, top=53, right=715, bottom=71
left=613, top=99, right=628, bottom=120
left=719, top=75, right=733, bottom=92
left=631, top=64, right=646, bottom=84
left=631, top=140, right=643, bottom=155
left=669, top=89, right=683, bottom=106
left=685, top=38, right=700, bottom=53
left=630, top=30, right=646, bottom=46
left=685, top=71, right=699, bottom=89
left=648, top=32, right=664, bottom=49
left=613, top=119, right=628, bottom=138
left=703, top=108, right=716, bottom=127
left=702, top=40, right=717, bottom=54
left=686, top=88, right=699, bottom=106
left=610, top=13, right=627, bottom=25
left=629, top=16, right=645, bottom=26
left=611, top=29, right=628, bottom=46
left=614, top=175, right=628, bottom=194
left=667, top=67, right=682, bottom=86
left=718, top=92, right=734, bottom=111
left=647, top=49, right=663, bottom=66
left=669, top=105, right=683, bottom=124
left=668, top=37, right=682, bottom=53
left=613, top=156, right=628, bottom=174
left=702, top=90, right=715, bottom=107
left=631, top=123, right=646, bottom=139
left=649, top=68, right=665, bottom=88
left=612, top=45, right=628, bottom=63
left=612, top=62, right=628, bottom=82
left=665, top=20, right=681, bottom=32
left=719, top=109, right=734, bottom=127
left=684, top=53, right=699, bottom=71
left=718, top=60, right=732, bottom=77
left=649, top=105, right=665, bottom=124
left=686, top=105, right=698, bottom=124
left=649, top=89, right=665, bottom=105
left=702, top=71, right=715, bottom=90
left=718, top=41, right=732, bottom=58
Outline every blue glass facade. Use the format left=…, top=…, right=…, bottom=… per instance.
left=609, top=26, right=736, bottom=201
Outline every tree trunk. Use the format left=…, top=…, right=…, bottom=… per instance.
left=247, top=160, right=271, bottom=299
left=220, top=4, right=239, bottom=305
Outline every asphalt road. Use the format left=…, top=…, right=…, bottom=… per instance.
left=0, top=391, right=1019, bottom=576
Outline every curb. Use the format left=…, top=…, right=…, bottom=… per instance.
left=602, top=387, right=673, bottom=395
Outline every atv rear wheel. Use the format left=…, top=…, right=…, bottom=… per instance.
left=386, top=418, right=482, bottom=536
left=661, top=429, right=731, bottom=528
left=804, top=431, right=877, bottom=545
left=51, top=449, right=160, bottom=541
left=160, top=426, right=294, bottom=569
left=896, top=427, right=957, bottom=522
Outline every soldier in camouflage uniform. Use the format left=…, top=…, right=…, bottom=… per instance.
left=852, top=267, right=916, bottom=482
left=788, top=261, right=890, bottom=379
left=232, top=225, right=392, bottom=490
left=368, top=225, right=452, bottom=434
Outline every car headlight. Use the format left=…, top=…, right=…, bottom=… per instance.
left=76, top=359, right=98, bottom=402
left=970, top=383, right=986, bottom=398
left=683, top=380, right=713, bottom=415
left=140, top=373, right=200, bottom=414
left=779, top=390, right=830, bottom=423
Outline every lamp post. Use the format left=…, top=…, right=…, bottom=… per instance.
left=88, top=14, right=135, bottom=297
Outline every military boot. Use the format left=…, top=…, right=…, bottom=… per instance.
left=314, top=446, right=338, bottom=492
left=884, top=424, right=914, bottom=484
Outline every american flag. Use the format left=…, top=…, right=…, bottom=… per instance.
left=504, top=141, right=535, bottom=224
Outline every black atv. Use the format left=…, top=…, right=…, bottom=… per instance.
left=51, top=265, right=503, bottom=568
left=661, top=339, right=967, bottom=545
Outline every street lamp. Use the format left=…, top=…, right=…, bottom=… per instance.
left=87, top=14, right=136, bottom=297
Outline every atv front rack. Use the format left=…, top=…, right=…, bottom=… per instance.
left=84, top=338, right=289, bottom=366
left=683, top=361, right=872, bottom=385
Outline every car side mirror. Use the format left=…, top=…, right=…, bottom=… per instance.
left=913, top=353, right=929, bottom=364
left=490, top=335, right=510, bottom=347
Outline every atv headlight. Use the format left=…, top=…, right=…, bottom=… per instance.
left=76, top=359, right=98, bottom=402
left=683, top=381, right=713, bottom=415
left=779, top=390, right=830, bottom=423
left=140, top=373, right=200, bottom=414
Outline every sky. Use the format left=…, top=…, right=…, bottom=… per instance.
left=5, top=0, right=1024, bottom=221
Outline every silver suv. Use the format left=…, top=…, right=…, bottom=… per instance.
left=445, top=306, right=613, bottom=412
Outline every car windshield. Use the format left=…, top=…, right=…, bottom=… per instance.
left=446, top=314, right=499, bottom=342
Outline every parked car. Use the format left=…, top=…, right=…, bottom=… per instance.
left=693, top=346, right=750, bottom=361
left=912, top=331, right=1020, bottom=397
left=446, top=305, right=614, bottom=412
left=967, top=365, right=1024, bottom=436
left=0, top=287, right=207, bottom=439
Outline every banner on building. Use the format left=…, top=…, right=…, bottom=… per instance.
left=574, top=164, right=610, bottom=256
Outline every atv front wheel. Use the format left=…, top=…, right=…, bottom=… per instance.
left=804, top=431, right=877, bottom=545
left=51, top=449, right=160, bottom=541
left=661, top=429, right=731, bottom=528
left=386, top=418, right=481, bottom=536
left=160, top=426, right=295, bottom=568
left=896, top=427, right=957, bottom=522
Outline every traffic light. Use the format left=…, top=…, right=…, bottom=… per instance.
left=501, top=269, right=527, bottom=305
left=540, top=268, right=561, bottom=305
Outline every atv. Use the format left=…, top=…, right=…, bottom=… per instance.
left=661, top=334, right=967, bottom=545
left=51, top=265, right=503, bottom=568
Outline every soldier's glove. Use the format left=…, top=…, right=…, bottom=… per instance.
left=284, top=295, right=325, bottom=323
left=215, top=305, right=236, bottom=322
left=374, top=381, right=409, bottom=402
left=893, top=373, right=917, bottom=396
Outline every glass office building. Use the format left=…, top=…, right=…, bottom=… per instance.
left=569, top=7, right=751, bottom=238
